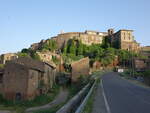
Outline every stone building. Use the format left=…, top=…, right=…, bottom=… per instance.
left=133, top=59, right=147, bottom=72
left=51, top=30, right=108, bottom=49
left=140, top=46, right=150, bottom=59
left=30, top=29, right=140, bottom=52
left=36, top=51, right=61, bottom=63
left=110, top=29, right=140, bottom=51
left=0, top=57, right=56, bottom=100
left=0, top=53, right=18, bottom=64
left=36, top=51, right=53, bottom=62
left=71, top=57, right=90, bottom=82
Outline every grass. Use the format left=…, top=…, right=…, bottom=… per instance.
left=82, top=78, right=100, bottom=113
left=32, top=102, right=65, bottom=113
left=0, top=84, right=60, bottom=113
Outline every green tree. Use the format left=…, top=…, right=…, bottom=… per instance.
left=18, top=52, right=30, bottom=58
left=41, top=40, right=57, bottom=52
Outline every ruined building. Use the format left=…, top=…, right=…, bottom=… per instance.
left=0, top=53, right=18, bottom=64
left=0, top=57, right=56, bottom=100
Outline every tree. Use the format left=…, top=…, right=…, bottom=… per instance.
left=41, top=40, right=57, bottom=52
left=18, top=52, right=30, bottom=58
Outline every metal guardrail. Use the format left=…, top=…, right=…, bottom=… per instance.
left=56, top=83, right=90, bottom=113
left=75, top=80, right=97, bottom=113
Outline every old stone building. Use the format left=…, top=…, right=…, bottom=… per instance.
left=140, top=46, right=150, bottom=58
left=30, top=29, right=140, bottom=52
left=71, top=57, right=90, bottom=82
left=133, top=59, right=147, bottom=72
left=51, top=30, right=108, bottom=49
left=36, top=51, right=53, bottom=62
left=110, top=29, right=140, bottom=51
left=0, top=53, right=18, bottom=64
left=0, top=57, right=56, bottom=100
left=36, top=51, right=61, bottom=63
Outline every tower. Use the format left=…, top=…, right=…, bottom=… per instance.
left=108, top=29, right=114, bottom=35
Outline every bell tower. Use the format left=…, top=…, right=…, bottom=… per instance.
left=108, top=29, right=114, bottom=35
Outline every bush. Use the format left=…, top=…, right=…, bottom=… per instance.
left=143, top=70, right=150, bottom=77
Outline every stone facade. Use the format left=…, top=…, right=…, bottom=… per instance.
left=51, top=30, right=107, bottom=49
left=36, top=51, right=61, bottom=64
left=30, top=29, right=140, bottom=52
left=133, top=59, right=147, bottom=71
left=71, top=57, right=90, bottom=82
left=0, top=53, right=18, bottom=64
left=140, top=46, right=150, bottom=59
left=110, top=29, right=140, bottom=51
left=1, top=57, right=56, bottom=100
left=36, top=51, right=53, bottom=62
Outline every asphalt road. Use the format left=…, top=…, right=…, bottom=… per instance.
left=102, top=72, right=150, bottom=113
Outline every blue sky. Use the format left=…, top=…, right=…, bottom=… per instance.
left=0, top=0, right=150, bottom=54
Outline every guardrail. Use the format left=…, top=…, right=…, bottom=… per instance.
left=75, top=80, right=96, bottom=113
left=56, top=83, right=90, bottom=113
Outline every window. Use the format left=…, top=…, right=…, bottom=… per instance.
left=129, top=37, right=130, bottom=40
left=0, top=73, right=3, bottom=83
left=16, top=93, right=22, bottom=101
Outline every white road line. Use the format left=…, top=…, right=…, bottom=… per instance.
left=101, top=79, right=111, bottom=113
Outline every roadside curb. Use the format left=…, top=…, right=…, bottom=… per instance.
left=101, top=79, right=111, bottom=113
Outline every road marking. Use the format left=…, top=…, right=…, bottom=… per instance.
left=101, top=79, right=111, bottom=113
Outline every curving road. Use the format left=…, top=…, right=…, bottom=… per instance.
left=102, top=72, right=150, bottom=113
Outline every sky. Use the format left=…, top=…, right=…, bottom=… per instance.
left=0, top=0, right=150, bottom=54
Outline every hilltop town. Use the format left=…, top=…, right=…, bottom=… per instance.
left=0, top=29, right=150, bottom=113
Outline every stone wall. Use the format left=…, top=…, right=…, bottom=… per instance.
left=0, top=84, right=3, bottom=94
left=52, top=31, right=106, bottom=49
left=0, top=53, right=18, bottom=64
left=133, top=59, right=146, bottom=71
left=44, top=63, right=56, bottom=89
left=3, top=63, right=29, bottom=100
left=27, top=69, right=39, bottom=100
left=71, top=57, right=90, bottom=82
left=112, top=30, right=140, bottom=52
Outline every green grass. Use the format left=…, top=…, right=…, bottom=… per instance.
left=82, top=79, right=100, bottom=113
left=0, top=84, right=60, bottom=113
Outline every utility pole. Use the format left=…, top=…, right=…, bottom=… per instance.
left=129, top=45, right=134, bottom=77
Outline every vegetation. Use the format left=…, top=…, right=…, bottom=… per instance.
left=18, top=48, right=41, bottom=60
left=40, top=40, right=57, bottom=52
left=68, top=75, right=90, bottom=98
left=0, top=64, right=4, bottom=68
left=0, top=84, right=60, bottom=113
left=62, top=39, right=141, bottom=68
left=52, top=55, right=59, bottom=64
